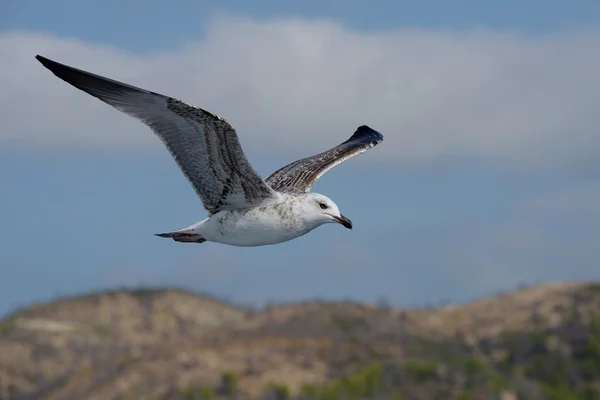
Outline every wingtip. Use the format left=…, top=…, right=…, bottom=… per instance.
left=35, top=54, right=57, bottom=70
left=353, top=125, right=384, bottom=142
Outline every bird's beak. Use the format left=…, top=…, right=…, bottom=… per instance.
left=333, top=214, right=353, bottom=230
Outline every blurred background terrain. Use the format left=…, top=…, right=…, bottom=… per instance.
left=2, top=281, right=600, bottom=399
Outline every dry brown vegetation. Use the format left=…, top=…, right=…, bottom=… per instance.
left=1, top=281, right=600, bottom=399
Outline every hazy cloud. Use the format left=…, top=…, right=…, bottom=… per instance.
left=1, top=16, right=600, bottom=170
left=525, top=181, right=600, bottom=222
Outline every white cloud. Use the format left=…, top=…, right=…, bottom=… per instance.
left=2, top=16, right=600, bottom=169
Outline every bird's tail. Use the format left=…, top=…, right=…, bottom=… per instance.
left=155, top=226, right=206, bottom=244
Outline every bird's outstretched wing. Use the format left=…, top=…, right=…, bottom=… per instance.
left=265, top=125, right=384, bottom=193
left=36, top=55, right=278, bottom=215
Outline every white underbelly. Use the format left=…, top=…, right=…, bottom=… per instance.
left=201, top=210, right=315, bottom=247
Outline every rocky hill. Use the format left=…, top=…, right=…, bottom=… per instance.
left=1, top=282, right=600, bottom=399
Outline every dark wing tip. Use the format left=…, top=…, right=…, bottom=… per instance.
left=34, top=54, right=162, bottom=103
left=35, top=54, right=111, bottom=83
left=35, top=54, right=70, bottom=76
left=346, top=125, right=384, bottom=145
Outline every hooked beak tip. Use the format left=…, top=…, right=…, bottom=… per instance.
left=333, top=214, right=353, bottom=230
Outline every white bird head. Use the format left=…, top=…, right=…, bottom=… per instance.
left=300, top=193, right=353, bottom=230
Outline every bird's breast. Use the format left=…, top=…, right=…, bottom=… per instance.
left=202, top=204, right=313, bottom=246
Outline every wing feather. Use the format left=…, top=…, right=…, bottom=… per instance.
left=36, top=55, right=277, bottom=215
left=265, top=125, right=383, bottom=193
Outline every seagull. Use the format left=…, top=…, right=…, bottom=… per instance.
left=35, top=55, right=384, bottom=247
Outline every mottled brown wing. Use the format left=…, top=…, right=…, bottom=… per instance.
left=36, top=55, right=277, bottom=215
left=265, top=125, right=384, bottom=193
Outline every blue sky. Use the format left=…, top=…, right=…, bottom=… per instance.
left=1, top=0, right=600, bottom=316
left=3, top=0, right=600, bottom=46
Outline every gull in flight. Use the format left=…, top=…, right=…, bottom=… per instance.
left=36, top=55, right=384, bottom=247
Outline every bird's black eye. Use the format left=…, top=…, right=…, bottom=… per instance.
left=319, top=203, right=328, bottom=210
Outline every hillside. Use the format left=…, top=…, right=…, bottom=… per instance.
left=1, top=282, right=600, bottom=399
